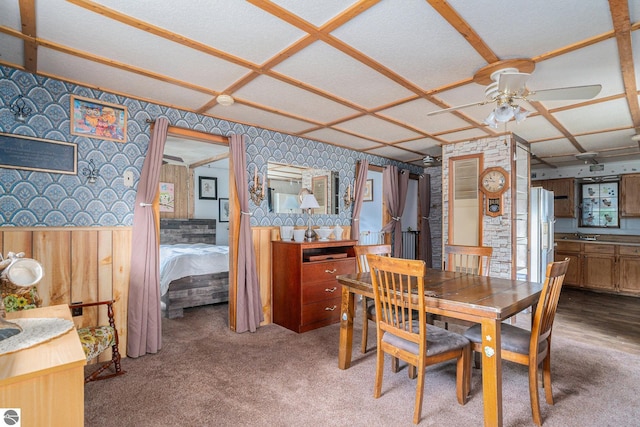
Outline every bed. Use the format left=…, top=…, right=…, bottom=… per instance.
left=159, top=219, right=229, bottom=319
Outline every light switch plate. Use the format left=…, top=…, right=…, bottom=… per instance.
left=124, top=171, right=134, bottom=187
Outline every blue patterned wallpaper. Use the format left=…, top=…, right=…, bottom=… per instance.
left=0, top=66, right=422, bottom=228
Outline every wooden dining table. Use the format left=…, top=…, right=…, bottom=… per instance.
left=336, top=269, right=543, bottom=427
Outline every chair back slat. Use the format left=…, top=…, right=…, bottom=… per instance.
left=531, top=258, right=570, bottom=352
left=354, top=244, right=392, bottom=273
left=367, top=255, right=426, bottom=344
left=445, top=245, right=493, bottom=276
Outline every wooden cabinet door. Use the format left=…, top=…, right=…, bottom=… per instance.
left=621, top=174, right=640, bottom=217
left=582, top=254, right=616, bottom=291
left=555, top=251, right=581, bottom=287
left=618, top=246, right=640, bottom=295
left=551, top=178, right=575, bottom=218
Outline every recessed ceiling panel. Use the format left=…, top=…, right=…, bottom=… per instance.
left=529, top=139, right=576, bottom=157
left=332, top=0, right=484, bottom=90
left=272, top=41, right=415, bottom=108
left=38, top=1, right=249, bottom=91
left=0, top=33, right=24, bottom=65
left=233, top=75, right=358, bottom=123
left=0, top=0, right=21, bottom=29
left=302, top=128, right=379, bottom=151
left=532, top=39, right=623, bottom=105
left=271, top=0, right=359, bottom=27
left=576, top=129, right=639, bottom=154
left=554, top=98, right=632, bottom=134
left=511, top=116, right=563, bottom=142
left=94, top=0, right=305, bottom=64
left=395, top=138, right=441, bottom=155
left=367, top=145, right=419, bottom=163
left=449, top=0, right=612, bottom=59
left=39, top=48, right=212, bottom=109
left=379, top=98, right=472, bottom=134
left=335, top=115, right=422, bottom=142
left=437, top=128, right=488, bottom=143
left=207, top=103, right=315, bottom=135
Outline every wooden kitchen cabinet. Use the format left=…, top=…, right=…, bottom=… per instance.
left=555, top=241, right=581, bottom=287
left=272, top=239, right=357, bottom=333
left=618, top=245, right=640, bottom=295
left=581, top=244, right=616, bottom=292
left=621, top=173, right=640, bottom=217
left=536, top=178, right=575, bottom=218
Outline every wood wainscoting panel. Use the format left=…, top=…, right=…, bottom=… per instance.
left=0, top=227, right=131, bottom=359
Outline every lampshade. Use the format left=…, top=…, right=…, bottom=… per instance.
left=493, top=103, right=515, bottom=122
left=299, top=194, right=320, bottom=210
left=283, top=195, right=299, bottom=211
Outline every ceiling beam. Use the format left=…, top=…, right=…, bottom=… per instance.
left=189, top=152, right=229, bottom=170
left=608, top=0, right=640, bottom=142
left=19, top=0, right=37, bottom=73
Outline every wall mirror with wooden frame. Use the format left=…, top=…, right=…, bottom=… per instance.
left=267, top=161, right=339, bottom=215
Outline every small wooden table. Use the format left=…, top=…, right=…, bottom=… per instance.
left=336, top=269, right=542, bottom=427
left=1, top=305, right=86, bottom=427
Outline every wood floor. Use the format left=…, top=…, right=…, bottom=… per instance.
left=554, top=287, right=640, bottom=354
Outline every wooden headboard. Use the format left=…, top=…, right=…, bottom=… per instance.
left=159, top=219, right=217, bottom=245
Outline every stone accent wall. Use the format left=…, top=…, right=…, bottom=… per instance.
left=442, top=135, right=512, bottom=279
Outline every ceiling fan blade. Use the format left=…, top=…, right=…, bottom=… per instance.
left=527, top=84, right=602, bottom=101
left=498, top=72, right=530, bottom=96
left=163, top=154, right=184, bottom=163
left=426, top=100, right=488, bottom=116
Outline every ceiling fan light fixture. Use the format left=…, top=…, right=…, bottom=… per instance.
left=575, top=151, right=598, bottom=163
left=483, top=111, right=498, bottom=128
left=514, top=106, right=530, bottom=123
left=494, top=103, right=515, bottom=122
left=216, top=94, right=234, bottom=106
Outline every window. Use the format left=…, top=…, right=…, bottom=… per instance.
left=579, top=181, right=619, bottom=228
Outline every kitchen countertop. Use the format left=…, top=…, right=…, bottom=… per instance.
left=555, top=233, right=640, bottom=246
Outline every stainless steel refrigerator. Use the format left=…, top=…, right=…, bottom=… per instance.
left=530, top=187, right=555, bottom=283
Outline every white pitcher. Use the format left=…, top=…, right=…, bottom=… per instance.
left=333, top=224, right=343, bottom=240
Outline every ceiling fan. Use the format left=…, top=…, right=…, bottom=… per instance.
left=427, top=59, right=602, bottom=128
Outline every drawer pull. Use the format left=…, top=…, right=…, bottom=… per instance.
left=325, top=305, right=337, bottom=311
left=325, top=269, right=338, bottom=274
left=325, top=287, right=337, bottom=293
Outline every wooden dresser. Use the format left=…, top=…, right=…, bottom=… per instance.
left=272, top=239, right=357, bottom=333
left=1, top=305, right=86, bottom=427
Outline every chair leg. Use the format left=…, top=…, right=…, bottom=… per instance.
left=408, top=363, right=417, bottom=379
left=543, top=353, right=554, bottom=405
left=361, top=298, right=369, bottom=354
left=413, top=361, right=426, bottom=424
left=529, top=361, right=543, bottom=426
left=374, top=347, right=385, bottom=399
left=391, top=356, right=400, bottom=373
left=458, top=345, right=471, bottom=404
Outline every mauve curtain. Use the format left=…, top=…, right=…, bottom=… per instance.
left=229, top=134, right=264, bottom=333
left=419, top=174, right=433, bottom=268
left=127, top=117, right=168, bottom=358
left=381, top=166, right=409, bottom=257
left=350, top=159, right=369, bottom=240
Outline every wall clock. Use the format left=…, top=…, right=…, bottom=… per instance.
left=479, top=167, right=509, bottom=216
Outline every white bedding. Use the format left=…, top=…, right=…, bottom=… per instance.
left=159, top=243, right=229, bottom=296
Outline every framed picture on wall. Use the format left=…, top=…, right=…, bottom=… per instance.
left=159, top=182, right=175, bottom=212
left=363, top=179, right=374, bottom=202
left=219, top=198, right=230, bottom=222
left=70, top=95, right=127, bottom=142
left=199, top=176, right=217, bottom=200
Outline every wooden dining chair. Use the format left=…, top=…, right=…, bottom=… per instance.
left=353, top=244, right=392, bottom=354
left=445, top=244, right=493, bottom=276
left=439, top=244, right=494, bottom=329
left=463, top=258, right=570, bottom=426
left=367, top=254, right=471, bottom=424
left=69, top=300, right=125, bottom=383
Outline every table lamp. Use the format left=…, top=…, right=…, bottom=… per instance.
left=299, top=193, right=320, bottom=241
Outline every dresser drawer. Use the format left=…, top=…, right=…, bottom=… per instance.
left=302, top=280, right=341, bottom=304
left=583, top=244, right=615, bottom=255
left=301, top=297, right=341, bottom=325
left=302, top=258, right=355, bottom=284
left=619, top=245, right=640, bottom=256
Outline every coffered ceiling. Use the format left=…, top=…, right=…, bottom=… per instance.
left=1, top=0, right=640, bottom=169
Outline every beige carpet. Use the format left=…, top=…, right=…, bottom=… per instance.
left=85, top=302, right=639, bottom=427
